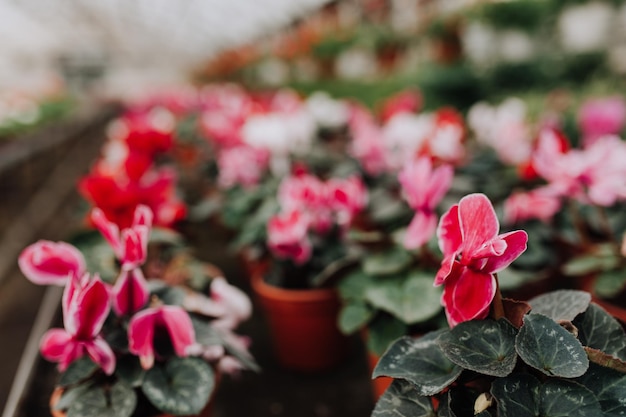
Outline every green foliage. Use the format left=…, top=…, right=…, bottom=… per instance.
left=64, top=381, right=137, bottom=417
left=372, top=291, right=626, bottom=416
left=142, top=357, right=215, bottom=416
left=59, top=358, right=99, bottom=387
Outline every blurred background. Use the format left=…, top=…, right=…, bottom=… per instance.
left=1, top=0, right=626, bottom=415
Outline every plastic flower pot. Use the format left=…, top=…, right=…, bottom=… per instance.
left=251, top=270, right=351, bottom=373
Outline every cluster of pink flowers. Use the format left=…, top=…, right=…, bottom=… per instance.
left=19, top=205, right=252, bottom=375
left=348, top=91, right=465, bottom=176
left=267, top=172, right=368, bottom=264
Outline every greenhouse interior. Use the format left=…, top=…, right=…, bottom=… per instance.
left=3, top=0, right=626, bottom=416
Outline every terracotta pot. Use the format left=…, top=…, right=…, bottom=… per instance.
left=251, top=271, right=350, bottom=372
left=50, top=383, right=216, bottom=417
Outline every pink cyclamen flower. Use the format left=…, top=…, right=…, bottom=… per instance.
left=18, top=240, right=86, bottom=286
left=91, top=204, right=153, bottom=266
left=326, top=175, right=368, bottom=227
left=267, top=209, right=312, bottom=265
left=503, top=188, right=561, bottom=224
left=111, top=268, right=150, bottom=316
left=578, top=96, right=626, bottom=147
left=40, top=275, right=115, bottom=374
left=278, top=174, right=332, bottom=234
left=128, top=305, right=196, bottom=369
left=217, top=145, right=270, bottom=189
left=435, top=193, right=528, bottom=327
left=398, top=157, right=454, bottom=249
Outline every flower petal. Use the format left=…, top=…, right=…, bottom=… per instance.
left=128, top=309, right=157, bottom=369
left=91, top=208, right=122, bottom=258
left=482, top=230, right=528, bottom=274
left=40, top=328, right=73, bottom=361
left=403, top=211, right=437, bottom=250
left=437, top=204, right=462, bottom=255
left=84, top=337, right=116, bottom=375
left=112, top=268, right=150, bottom=316
left=161, top=305, right=196, bottom=357
left=18, top=241, right=85, bottom=286
left=72, top=277, right=110, bottom=340
left=441, top=268, right=496, bottom=327
left=458, top=193, right=499, bottom=256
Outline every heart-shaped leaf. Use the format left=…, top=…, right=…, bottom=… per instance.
left=562, top=245, right=620, bottom=276
left=59, top=357, right=98, bottom=387
left=338, top=301, right=375, bottom=334
left=492, top=374, right=602, bottom=417
left=363, top=247, right=412, bottom=276
left=438, top=319, right=518, bottom=377
left=576, top=363, right=626, bottom=416
left=67, top=381, right=136, bottom=417
left=372, top=379, right=435, bottom=417
left=373, top=331, right=462, bottom=396
left=142, top=357, right=215, bottom=415
left=116, top=355, right=145, bottom=388
left=528, top=290, right=591, bottom=322
left=574, top=303, right=626, bottom=360
left=594, top=268, right=626, bottom=298
left=365, top=271, right=442, bottom=324
left=516, top=314, right=589, bottom=377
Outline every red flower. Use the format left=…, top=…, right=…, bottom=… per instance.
left=435, top=194, right=527, bottom=327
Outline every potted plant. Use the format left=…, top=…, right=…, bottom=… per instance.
left=371, top=193, right=626, bottom=416
left=18, top=205, right=258, bottom=417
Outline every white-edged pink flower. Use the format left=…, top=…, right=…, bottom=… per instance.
left=578, top=96, right=626, bottom=146
left=278, top=174, right=332, bottom=234
left=435, top=194, right=528, bottom=327
left=503, top=188, right=561, bottom=224
left=128, top=305, right=196, bottom=369
left=111, top=268, right=150, bottom=316
left=209, top=277, right=252, bottom=329
left=267, top=209, right=312, bottom=265
left=217, top=145, right=269, bottom=189
left=18, top=241, right=86, bottom=286
left=91, top=204, right=152, bottom=266
left=326, top=175, right=368, bottom=227
left=348, top=105, right=388, bottom=176
left=399, top=157, right=454, bottom=249
left=40, top=274, right=115, bottom=374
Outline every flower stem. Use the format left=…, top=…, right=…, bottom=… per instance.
left=568, top=201, right=590, bottom=248
left=491, top=273, right=505, bottom=321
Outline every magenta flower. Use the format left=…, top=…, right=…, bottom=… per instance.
left=128, top=305, right=196, bottom=369
left=92, top=205, right=152, bottom=316
left=91, top=204, right=152, bottom=266
left=267, top=209, right=312, bottom=265
left=18, top=240, right=86, bottom=286
left=326, top=175, right=368, bottom=227
left=435, top=193, right=528, bottom=327
left=503, top=188, right=561, bottom=224
left=278, top=174, right=332, bottom=234
left=578, top=96, right=626, bottom=146
left=398, top=157, right=454, bottom=249
left=217, top=145, right=269, bottom=189
left=40, top=274, right=115, bottom=374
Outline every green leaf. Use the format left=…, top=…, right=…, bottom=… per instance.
left=148, top=282, right=186, bottom=306
left=59, top=357, right=98, bottom=387
left=574, top=303, right=626, bottom=361
left=367, top=314, right=408, bottom=356
left=576, top=363, right=626, bottom=416
left=149, top=227, right=184, bottom=246
left=516, top=314, right=589, bottom=378
left=491, top=374, right=602, bottom=417
left=562, top=246, right=620, bottom=276
left=363, top=247, right=412, bottom=276
left=594, top=268, right=626, bottom=299
left=373, top=331, right=462, bottom=396
left=67, top=381, right=136, bottom=417
left=337, top=268, right=376, bottom=301
left=338, top=301, right=375, bottom=334
left=438, top=319, right=518, bottom=377
left=365, top=271, right=442, bottom=324
left=528, top=290, right=591, bottom=322
left=142, top=357, right=215, bottom=415
left=372, top=379, right=435, bottom=417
